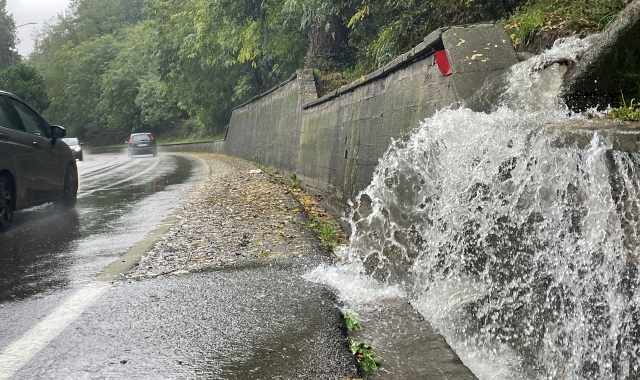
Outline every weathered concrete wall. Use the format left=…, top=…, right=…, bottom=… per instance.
left=164, top=24, right=517, bottom=212
left=222, top=70, right=318, bottom=173
left=296, top=42, right=455, bottom=205
left=295, top=25, right=518, bottom=207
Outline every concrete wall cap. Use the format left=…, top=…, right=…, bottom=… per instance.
left=411, top=41, right=428, bottom=57
left=337, top=82, right=357, bottom=95
left=442, top=24, right=517, bottom=74
left=423, top=28, right=443, bottom=46
left=383, top=55, right=406, bottom=73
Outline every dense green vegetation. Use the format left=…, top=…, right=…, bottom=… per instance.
left=0, top=0, right=632, bottom=145
left=0, top=64, right=49, bottom=112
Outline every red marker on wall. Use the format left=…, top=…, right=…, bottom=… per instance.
left=435, top=50, right=452, bottom=76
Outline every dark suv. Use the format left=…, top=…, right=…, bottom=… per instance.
left=126, top=133, right=157, bottom=157
left=0, top=90, right=78, bottom=228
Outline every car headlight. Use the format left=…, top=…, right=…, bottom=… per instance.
left=74, top=147, right=82, bottom=152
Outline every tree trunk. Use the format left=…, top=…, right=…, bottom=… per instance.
left=306, top=13, right=349, bottom=72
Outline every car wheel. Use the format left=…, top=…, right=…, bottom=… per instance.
left=0, top=175, right=14, bottom=228
left=58, top=164, right=78, bottom=208
left=153, top=149, right=157, bottom=157
left=79, top=153, right=83, bottom=161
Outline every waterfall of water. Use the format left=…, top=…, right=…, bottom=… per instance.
left=306, top=35, right=640, bottom=379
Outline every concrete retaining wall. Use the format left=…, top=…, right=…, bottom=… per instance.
left=164, top=24, right=518, bottom=213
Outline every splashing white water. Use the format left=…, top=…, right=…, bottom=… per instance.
left=307, top=35, right=640, bottom=379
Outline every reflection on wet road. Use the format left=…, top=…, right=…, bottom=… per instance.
left=0, top=151, right=200, bottom=303
left=0, top=151, right=356, bottom=380
left=7, top=263, right=353, bottom=380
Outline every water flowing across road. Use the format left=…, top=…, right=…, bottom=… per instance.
left=307, top=35, right=640, bottom=379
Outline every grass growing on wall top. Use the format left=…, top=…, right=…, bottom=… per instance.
left=502, top=0, right=630, bottom=50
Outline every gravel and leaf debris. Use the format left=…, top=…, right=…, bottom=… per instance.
left=123, top=153, right=345, bottom=281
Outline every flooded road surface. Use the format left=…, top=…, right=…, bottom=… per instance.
left=0, top=151, right=357, bottom=380
left=0, top=150, right=200, bottom=303
left=0, top=150, right=200, bottom=359
left=7, top=261, right=354, bottom=379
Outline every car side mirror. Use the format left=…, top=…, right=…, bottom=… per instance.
left=50, top=125, right=66, bottom=140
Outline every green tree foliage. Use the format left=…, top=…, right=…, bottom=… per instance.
left=282, top=0, right=352, bottom=72
left=187, top=0, right=308, bottom=95
left=32, top=13, right=79, bottom=61
left=22, top=0, right=631, bottom=145
left=99, top=23, right=185, bottom=139
left=34, top=36, right=122, bottom=141
left=0, top=64, right=50, bottom=112
left=30, top=0, right=152, bottom=143
left=0, top=0, right=17, bottom=70
left=143, top=0, right=308, bottom=134
left=143, top=0, right=233, bottom=132
left=70, top=0, right=145, bottom=41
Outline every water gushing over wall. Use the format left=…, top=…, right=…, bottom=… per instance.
left=307, top=36, right=640, bottom=379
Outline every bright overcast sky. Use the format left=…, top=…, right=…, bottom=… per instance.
left=6, top=0, right=71, bottom=57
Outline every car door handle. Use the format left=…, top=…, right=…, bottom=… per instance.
left=32, top=141, right=42, bottom=148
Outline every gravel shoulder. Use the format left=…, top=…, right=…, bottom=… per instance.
left=123, top=152, right=335, bottom=280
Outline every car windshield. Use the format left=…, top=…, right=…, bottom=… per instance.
left=132, top=134, right=151, bottom=142
left=62, top=138, right=79, bottom=145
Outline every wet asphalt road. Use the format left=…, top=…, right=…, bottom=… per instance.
left=0, top=150, right=199, bottom=303
left=4, top=262, right=352, bottom=379
left=0, top=150, right=356, bottom=379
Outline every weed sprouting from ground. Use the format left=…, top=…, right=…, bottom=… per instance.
left=348, top=339, right=383, bottom=372
left=345, top=312, right=363, bottom=331
left=284, top=173, right=303, bottom=190
left=304, top=217, right=341, bottom=252
left=239, top=233, right=250, bottom=247
left=344, top=313, right=383, bottom=372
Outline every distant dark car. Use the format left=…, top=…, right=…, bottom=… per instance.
left=126, top=133, right=157, bottom=157
left=0, top=90, right=78, bottom=228
left=61, top=137, right=83, bottom=161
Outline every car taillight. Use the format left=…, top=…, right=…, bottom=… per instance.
left=129, top=136, right=133, bottom=143
left=149, top=134, right=154, bottom=140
